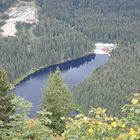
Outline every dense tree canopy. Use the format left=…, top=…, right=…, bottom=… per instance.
left=73, top=44, right=140, bottom=116
left=0, top=0, right=16, bottom=12
left=1, top=0, right=140, bottom=82
left=42, top=68, right=74, bottom=133
left=0, top=67, right=14, bottom=124
left=36, top=0, right=140, bottom=44
left=0, top=1, right=140, bottom=138
left=0, top=0, right=140, bottom=119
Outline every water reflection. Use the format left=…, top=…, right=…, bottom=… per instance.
left=14, top=54, right=109, bottom=117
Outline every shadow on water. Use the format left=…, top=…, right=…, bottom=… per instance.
left=14, top=54, right=109, bottom=117
left=19, top=54, right=96, bottom=84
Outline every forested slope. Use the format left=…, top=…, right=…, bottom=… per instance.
left=1, top=66, right=140, bottom=139
left=71, top=0, right=140, bottom=116
left=0, top=0, right=16, bottom=13
left=37, top=0, right=140, bottom=44
left=0, top=19, right=92, bottom=81
left=0, top=0, right=140, bottom=82
left=0, top=1, right=94, bottom=81
left=73, top=44, right=140, bottom=116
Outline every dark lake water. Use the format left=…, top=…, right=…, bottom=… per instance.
left=14, top=54, right=109, bottom=117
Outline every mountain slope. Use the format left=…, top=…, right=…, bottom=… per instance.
left=1, top=0, right=140, bottom=83
left=73, top=44, right=140, bottom=115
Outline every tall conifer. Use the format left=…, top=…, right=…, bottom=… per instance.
left=0, top=67, right=13, bottom=124
left=42, top=68, right=73, bottom=132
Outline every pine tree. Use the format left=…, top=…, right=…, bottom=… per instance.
left=0, top=67, right=13, bottom=124
left=42, top=68, right=74, bottom=133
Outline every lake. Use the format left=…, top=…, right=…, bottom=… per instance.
left=14, top=54, right=109, bottom=117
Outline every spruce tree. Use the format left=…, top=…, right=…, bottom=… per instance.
left=42, top=68, right=74, bottom=133
left=0, top=67, right=13, bottom=124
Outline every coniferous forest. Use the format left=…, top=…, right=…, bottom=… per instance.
left=1, top=0, right=140, bottom=139
left=0, top=0, right=16, bottom=12
left=1, top=0, right=140, bottom=82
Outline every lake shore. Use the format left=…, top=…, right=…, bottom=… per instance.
left=10, top=51, right=95, bottom=89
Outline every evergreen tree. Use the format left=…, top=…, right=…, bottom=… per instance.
left=0, top=67, right=13, bottom=124
left=42, top=68, right=74, bottom=133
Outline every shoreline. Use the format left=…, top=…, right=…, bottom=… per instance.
left=10, top=51, right=95, bottom=89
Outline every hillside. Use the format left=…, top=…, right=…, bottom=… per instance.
left=1, top=0, right=140, bottom=139
left=33, top=0, right=140, bottom=116
left=34, top=0, right=140, bottom=116
left=37, top=0, right=140, bottom=44
left=0, top=0, right=94, bottom=81
left=0, top=0, right=140, bottom=82
left=67, top=0, right=140, bottom=115
left=1, top=66, right=140, bottom=139
left=0, top=0, right=140, bottom=117
left=73, top=45, right=140, bottom=116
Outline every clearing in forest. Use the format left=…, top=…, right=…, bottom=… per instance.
left=0, top=0, right=38, bottom=37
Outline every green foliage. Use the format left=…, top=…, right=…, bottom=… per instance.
left=0, top=66, right=9, bottom=94
left=16, top=22, right=32, bottom=31
left=0, top=67, right=14, bottom=124
left=1, top=0, right=140, bottom=83
left=0, top=0, right=140, bottom=84
left=42, top=68, right=74, bottom=133
left=35, top=0, right=140, bottom=118
left=62, top=93, right=140, bottom=140
left=1, top=82, right=140, bottom=140
left=0, top=0, right=16, bottom=12
left=73, top=44, right=140, bottom=116
left=0, top=96, right=55, bottom=140
left=37, top=0, right=140, bottom=44
left=0, top=16, right=93, bottom=82
left=1, top=0, right=140, bottom=139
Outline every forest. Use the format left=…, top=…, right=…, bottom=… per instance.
left=0, top=0, right=94, bottom=82
left=1, top=65, right=140, bottom=139
left=70, top=0, right=140, bottom=115
left=1, top=0, right=140, bottom=82
left=0, top=0, right=140, bottom=116
left=0, top=0, right=16, bottom=13
left=73, top=44, right=140, bottom=116
left=1, top=0, right=140, bottom=139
